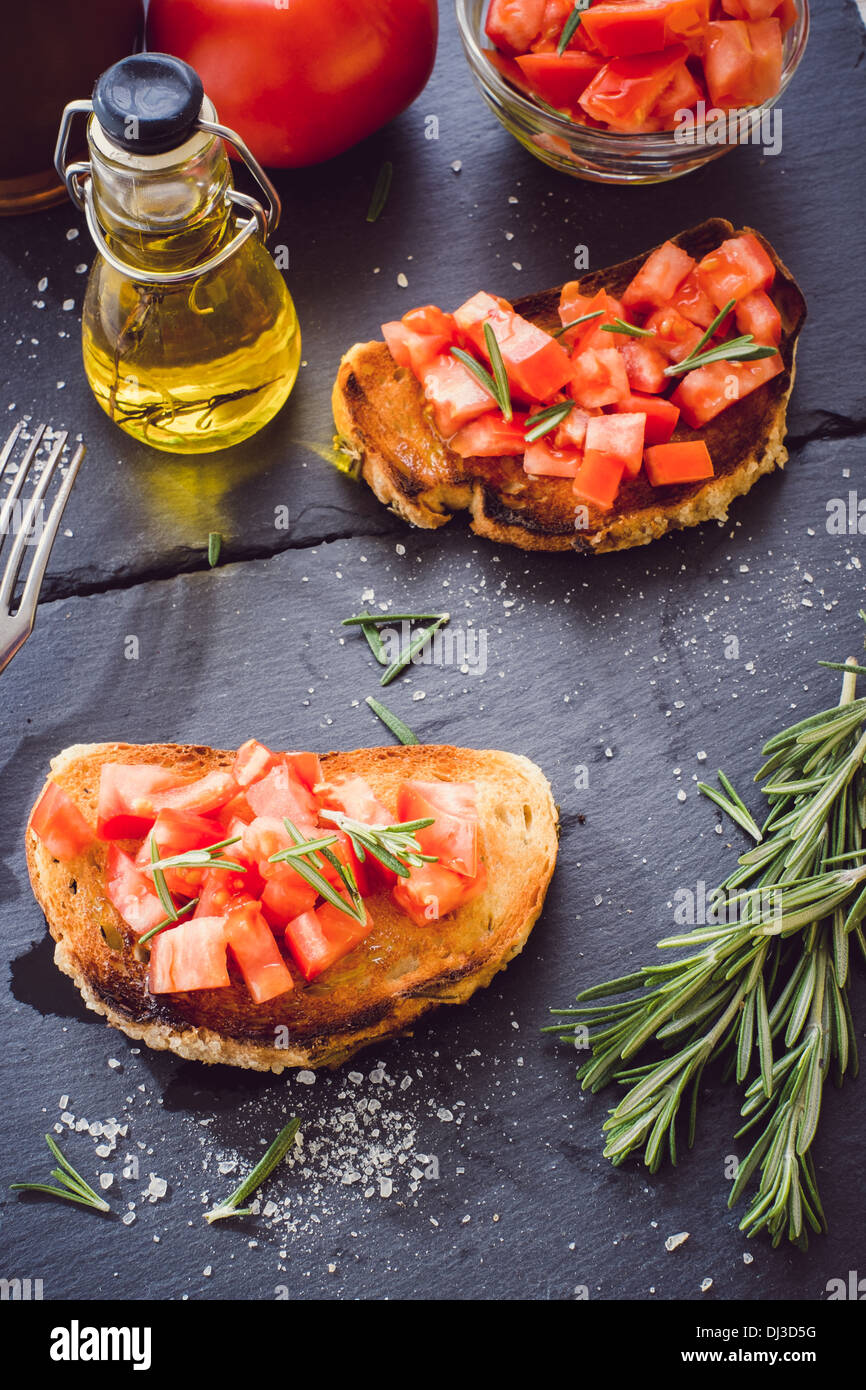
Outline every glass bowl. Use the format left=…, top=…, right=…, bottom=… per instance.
left=455, top=0, right=809, bottom=185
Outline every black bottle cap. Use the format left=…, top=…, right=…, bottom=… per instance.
left=92, top=53, right=205, bottom=156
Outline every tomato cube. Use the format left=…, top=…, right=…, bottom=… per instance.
left=579, top=46, right=689, bottom=131
left=671, top=354, right=783, bottom=426
left=515, top=52, right=602, bottom=109
left=584, top=413, right=646, bottom=479
left=225, top=901, right=293, bottom=1003
left=149, top=917, right=231, bottom=994
left=421, top=354, right=495, bottom=438
left=450, top=412, right=528, bottom=458
left=620, top=339, right=670, bottom=394
left=644, top=305, right=704, bottom=362
left=572, top=453, right=625, bottom=511
left=613, top=393, right=680, bottom=445
left=555, top=405, right=599, bottom=451
left=651, top=60, right=704, bottom=121
left=97, top=764, right=186, bottom=840
left=382, top=316, right=453, bottom=378
left=392, top=861, right=487, bottom=927
left=30, top=782, right=95, bottom=861
left=283, top=901, right=373, bottom=982
left=735, top=289, right=781, bottom=344
left=522, top=438, right=578, bottom=477
left=245, top=760, right=318, bottom=823
left=454, top=291, right=573, bottom=402
left=485, top=0, right=546, bottom=55
left=106, top=845, right=167, bottom=936
left=704, top=18, right=783, bottom=110
left=581, top=0, right=710, bottom=55
left=622, top=241, right=696, bottom=317
left=571, top=347, right=631, bottom=408
left=697, top=234, right=776, bottom=308
left=644, top=440, right=715, bottom=485
left=672, top=270, right=718, bottom=328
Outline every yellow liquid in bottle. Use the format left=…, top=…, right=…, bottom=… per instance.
left=80, top=126, right=300, bottom=454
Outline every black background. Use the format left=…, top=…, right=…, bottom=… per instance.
left=0, top=3, right=864, bottom=1303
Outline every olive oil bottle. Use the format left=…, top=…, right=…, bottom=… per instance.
left=56, top=54, right=300, bottom=453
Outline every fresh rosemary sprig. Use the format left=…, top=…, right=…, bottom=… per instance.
left=450, top=343, right=513, bottom=420
left=11, top=1134, right=111, bottom=1213
left=663, top=334, right=778, bottom=377
left=483, top=322, right=513, bottom=422
left=557, top=0, right=590, bottom=55
left=600, top=318, right=655, bottom=339
left=553, top=309, right=603, bottom=339
left=149, top=835, right=246, bottom=922
left=205, top=1116, right=301, bottom=1223
left=547, top=644, right=866, bottom=1249
left=366, top=161, right=393, bottom=223
left=319, top=810, right=437, bottom=879
left=268, top=819, right=364, bottom=922
left=525, top=401, right=574, bottom=443
left=342, top=612, right=445, bottom=626
left=365, top=695, right=420, bottom=745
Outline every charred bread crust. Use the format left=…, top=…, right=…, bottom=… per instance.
left=332, top=218, right=806, bottom=553
left=26, top=742, right=558, bottom=1071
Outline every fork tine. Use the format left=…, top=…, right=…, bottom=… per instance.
left=16, top=443, right=86, bottom=623
left=0, top=430, right=68, bottom=610
left=0, top=422, right=46, bottom=545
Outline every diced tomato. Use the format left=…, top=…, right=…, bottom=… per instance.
left=283, top=900, right=374, bottom=981
left=450, top=411, right=528, bottom=458
left=403, top=306, right=455, bottom=339
left=570, top=347, right=631, bottom=408
left=136, top=807, right=226, bottom=897
left=533, top=0, right=586, bottom=49
left=703, top=18, right=783, bottom=109
left=245, top=760, right=318, bottom=823
left=644, top=439, right=715, bottom=485
left=622, top=241, right=695, bottom=317
left=672, top=270, right=717, bottom=328
left=243, top=815, right=299, bottom=873
left=151, top=771, right=237, bottom=819
left=392, top=860, right=488, bottom=928
left=284, top=752, right=323, bottom=791
left=421, top=354, right=494, bottom=437
left=515, top=51, right=602, bottom=109
left=567, top=290, right=629, bottom=354
left=106, top=845, right=167, bottom=936
left=195, top=868, right=255, bottom=919
left=557, top=282, right=594, bottom=347
left=769, top=0, right=797, bottom=31
left=260, top=873, right=319, bottom=929
left=30, top=782, right=95, bottom=861
left=397, top=781, right=479, bottom=878
left=651, top=59, right=703, bottom=121
left=225, top=901, right=293, bottom=1003
left=316, top=826, right=372, bottom=898
left=584, top=413, right=646, bottom=479
left=453, top=291, right=573, bottom=402
left=619, top=339, right=670, bottom=394
left=96, top=764, right=185, bottom=840
left=721, top=0, right=783, bottom=17
left=696, top=234, right=776, bottom=308
left=581, top=1, right=710, bottom=56
left=735, top=289, right=781, bottom=344
left=382, top=318, right=453, bottom=378
left=231, top=738, right=276, bottom=788
left=485, top=0, right=546, bottom=55
left=554, top=405, right=599, bottom=451
left=613, top=393, right=680, bottom=445
left=316, top=776, right=396, bottom=892
left=523, top=438, right=581, bottom=477
left=579, top=46, right=689, bottom=132
left=148, top=916, right=231, bottom=994
left=644, top=305, right=703, bottom=362
left=671, top=353, right=782, bottom=426
left=572, top=453, right=625, bottom=511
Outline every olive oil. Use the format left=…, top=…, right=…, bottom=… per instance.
left=58, top=53, right=300, bottom=453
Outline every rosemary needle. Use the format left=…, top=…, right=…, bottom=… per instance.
left=365, top=695, right=420, bottom=745
left=553, top=309, right=603, bottom=339
left=205, top=1117, right=301, bottom=1223
left=380, top=613, right=450, bottom=687
left=11, top=1134, right=111, bottom=1213
left=208, top=532, right=222, bottom=567
left=366, top=161, right=393, bottom=223
left=557, top=0, right=589, bottom=54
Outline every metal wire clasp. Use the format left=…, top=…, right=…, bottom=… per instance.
left=53, top=101, right=282, bottom=287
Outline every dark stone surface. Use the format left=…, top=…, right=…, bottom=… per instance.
left=0, top=5, right=864, bottom=1302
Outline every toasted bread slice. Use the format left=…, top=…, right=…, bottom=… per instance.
left=333, top=218, right=806, bottom=553
left=26, top=742, right=558, bottom=1071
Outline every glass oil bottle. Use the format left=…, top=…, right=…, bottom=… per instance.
left=55, top=54, right=300, bottom=453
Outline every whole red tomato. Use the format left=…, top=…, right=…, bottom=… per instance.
left=146, top=0, right=438, bottom=168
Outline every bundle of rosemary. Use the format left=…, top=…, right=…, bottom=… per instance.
left=547, top=633, right=866, bottom=1249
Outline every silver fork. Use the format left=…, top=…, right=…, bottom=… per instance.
left=0, top=422, right=85, bottom=675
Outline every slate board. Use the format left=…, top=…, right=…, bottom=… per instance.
left=1, top=4, right=865, bottom=1303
